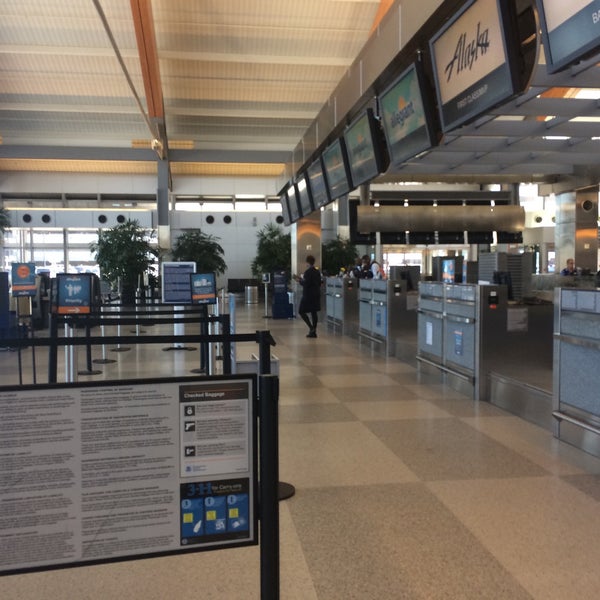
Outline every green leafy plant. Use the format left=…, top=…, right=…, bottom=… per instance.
left=251, top=223, right=291, bottom=277
left=0, top=206, right=10, bottom=237
left=171, top=230, right=227, bottom=275
left=322, top=236, right=358, bottom=276
left=89, top=219, right=158, bottom=303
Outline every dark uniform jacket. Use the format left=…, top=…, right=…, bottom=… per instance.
left=298, top=265, right=321, bottom=313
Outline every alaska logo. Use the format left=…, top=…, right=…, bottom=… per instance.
left=391, top=97, right=415, bottom=129
left=444, top=21, right=490, bottom=83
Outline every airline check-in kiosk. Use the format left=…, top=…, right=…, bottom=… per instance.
left=417, top=282, right=507, bottom=400
left=357, top=279, right=408, bottom=356
left=325, top=277, right=358, bottom=336
left=553, top=288, right=600, bottom=458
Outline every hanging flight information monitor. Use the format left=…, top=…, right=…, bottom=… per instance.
left=429, top=0, right=520, bottom=132
left=536, top=0, right=600, bottom=73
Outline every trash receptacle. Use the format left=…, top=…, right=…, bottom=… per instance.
left=245, top=285, right=258, bottom=304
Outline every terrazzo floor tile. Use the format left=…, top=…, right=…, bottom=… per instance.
left=462, top=415, right=600, bottom=476
left=345, top=399, right=454, bottom=421
left=366, top=418, right=550, bottom=481
left=329, top=385, right=424, bottom=403
left=278, top=386, right=341, bottom=406
left=560, top=473, right=600, bottom=501
left=278, top=421, right=419, bottom=488
left=429, top=477, right=600, bottom=599
left=279, top=402, right=358, bottom=424
left=287, top=483, right=532, bottom=600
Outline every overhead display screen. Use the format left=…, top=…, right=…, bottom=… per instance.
left=321, top=138, right=352, bottom=200
left=429, top=0, right=518, bottom=132
left=343, top=108, right=388, bottom=188
left=279, top=193, right=292, bottom=226
left=307, top=158, right=331, bottom=208
left=379, top=63, right=437, bottom=167
left=536, top=0, right=600, bottom=73
left=161, top=262, right=196, bottom=304
left=296, top=172, right=314, bottom=218
left=286, top=184, right=300, bottom=223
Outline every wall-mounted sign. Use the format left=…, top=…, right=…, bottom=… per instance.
left=429, top=0, right=519, bottom=132
left=161, top=262, right=196, bottom=304
left=56, top=273, right=92, bottom=314
left=11, top=263, right=37, bottom=297
left=537, top=0, right=600, bottom=73
left=379, top=62, right=438, bottom=166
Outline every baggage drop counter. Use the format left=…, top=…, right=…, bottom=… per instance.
left=553, top=288, right=600, bottom=458
left=325, top=277, right=358, bottom=336
left=357, top=279, right=408, bottom=356
left=417, top=283, right=507, bottom=400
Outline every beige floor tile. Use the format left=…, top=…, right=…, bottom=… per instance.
left=279, top=421, right=419, bottom=488
left=429, top=477, right=600, bottom=599
left=346, top=399, right=454, bottom=421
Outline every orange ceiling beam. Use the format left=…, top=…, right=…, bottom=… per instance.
left=130, top=0, right=164, bottom=120
left=370, top=0, right=394, bottom=35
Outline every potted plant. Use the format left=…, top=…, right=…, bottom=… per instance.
left=322, top=236, right=358, bottom=277
left=0, top=206, right=10, bottom=237
left=90, top=219, right=158, bottom=304
left=251, top=223, right=291, bottom=279
left=170, top=230, right=227, bottom=275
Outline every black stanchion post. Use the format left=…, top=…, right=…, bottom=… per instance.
left=257, top=330, right=295, bottom=502
left=222, top=314, right=232, bottom=374
left=259, top=374, right=280, bottom=600
left=78, top=317, right=102, bottom=376
left=48, top=313, right=58, bottom=383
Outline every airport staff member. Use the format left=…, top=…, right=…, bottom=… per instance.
left=560, top=258, right=576, bottom=276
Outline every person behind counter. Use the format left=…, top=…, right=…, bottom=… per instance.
left=560, top=258, right=576, bottom=276
left=293, top=255, right=322, bottom=338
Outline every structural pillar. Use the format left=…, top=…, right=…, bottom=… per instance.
left=555, top=186, right=598, bottom=273
left=157, top=159, right=170, bottom=250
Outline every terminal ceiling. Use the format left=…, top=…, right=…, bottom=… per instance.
left=0, top=0, right=599, bottom=197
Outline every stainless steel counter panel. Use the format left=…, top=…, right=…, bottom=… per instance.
left=417, top=283, right=508, bottom=401
left=357, top=279, right=410, bottom=356
left=554, top=288, right=600, bottom=457
left=325, top=277, right=358, bottom=336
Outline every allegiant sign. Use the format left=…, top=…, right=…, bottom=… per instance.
left=430, top=0, right=517, bottom=132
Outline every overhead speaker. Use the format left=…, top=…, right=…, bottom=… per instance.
left=41, top=213, right=52, bottom=223
left=22, top=214, right=32, bottom=223
left=223, top=215, right=232, bottom=224
left=98, top=214, right=108, bottom=224
left=206, top=215, right=214, bottom=224
left=116, top=214, right=126, bottom=223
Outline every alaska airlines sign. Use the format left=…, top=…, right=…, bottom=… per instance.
left=430, top=0, right=517, bottom=132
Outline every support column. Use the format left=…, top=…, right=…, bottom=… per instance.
left=555, top=186, right=598, bottom=273
left=157, top=159, right=170, bottom=251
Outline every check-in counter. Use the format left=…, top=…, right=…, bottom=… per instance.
left=417, top=283, right=507, bottom=400
left=358, top=279, right=407, bottom=356
left=553, top=288, right=600, bottom=458
left=325, top=277, right=358, bottom=336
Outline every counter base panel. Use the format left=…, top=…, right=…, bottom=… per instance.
left=555, top=416, right=600, bottom=459
left=488, top=372, right=553, bottom=431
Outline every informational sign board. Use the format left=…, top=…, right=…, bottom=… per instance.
left=55, top=273, right=92, bottom=314
left=10, top=262, right=37, bottom=297
left=0, top=375, right=257, bottom=576
left=161, top=262, right=196, bottom=304
left=190, top=272, right=217, bottom=305
left=536, top=0, right=600, bottom=73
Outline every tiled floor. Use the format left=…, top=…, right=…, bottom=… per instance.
left=2, top=301, right=600, bottom=599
